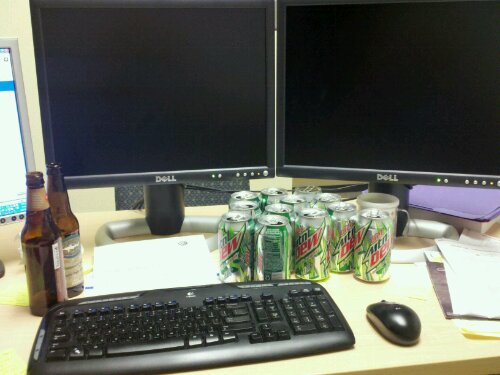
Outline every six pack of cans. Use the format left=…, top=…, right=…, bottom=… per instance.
left=218, top=187, right=395, bottom=284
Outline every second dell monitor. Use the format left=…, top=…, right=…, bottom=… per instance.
left=277, top=0, right=499, bottom=189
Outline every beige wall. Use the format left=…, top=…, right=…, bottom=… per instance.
left=1, top=0, right=115, bottom=212
left=0, top=1, right=294, bottom=212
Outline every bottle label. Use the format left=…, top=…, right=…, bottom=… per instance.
left=54, top=238, right=68, bottom=302
left=27, top=188, right=49, bottom=211
left=52, top=241, right=61, bottom=270
left=62, top=230, right=84, bottom=288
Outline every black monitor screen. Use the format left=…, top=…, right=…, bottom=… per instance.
left=279, top=0, right=500, bottom=186
left=32, top=1, right=274, bottom=186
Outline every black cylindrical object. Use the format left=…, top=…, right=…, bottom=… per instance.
left=144, top=184, right=185, bottom=235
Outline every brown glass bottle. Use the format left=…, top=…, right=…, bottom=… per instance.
left=21, top=172, right=67, bottom=316
left=47, top=163, right=84, bottom=297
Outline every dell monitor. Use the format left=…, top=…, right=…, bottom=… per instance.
left=30, top=0, right=275, bottom=235
left=0, top=38, right=35, bottom=226
left=277, top=0, right=500, bottom=233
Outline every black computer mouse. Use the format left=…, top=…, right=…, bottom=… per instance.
left=366, top=300, right=421, bottom=346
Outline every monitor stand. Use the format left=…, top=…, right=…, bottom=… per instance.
left=95, top=184, right=220, bottom=249
left=369, top=182, right=459, bottom=239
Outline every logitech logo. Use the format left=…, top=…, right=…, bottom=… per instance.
left=377, top=174, right=399, bottom=182
left=155, top=175, right=177, bottom=183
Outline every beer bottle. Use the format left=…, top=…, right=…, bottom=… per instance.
left=47, top=163, right=84, bottom=297
left=21, top=172, right=67, bottom=316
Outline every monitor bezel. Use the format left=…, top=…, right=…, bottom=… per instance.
left=276, top=0, right=500, bottom=189
left=31, top=0, right=276, bottom=188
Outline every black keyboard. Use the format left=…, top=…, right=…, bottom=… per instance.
left=28, top=281, right=355, bottom=374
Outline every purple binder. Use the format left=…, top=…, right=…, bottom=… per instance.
left=409, top=185, right=500, bottom=222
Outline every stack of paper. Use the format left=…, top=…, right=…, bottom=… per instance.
left=425, top=230, right=500, bottom=319
left=90, top=235, right=220, bottom=296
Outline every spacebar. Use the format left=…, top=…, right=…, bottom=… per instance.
left=107, top=338, right=185, bottom=356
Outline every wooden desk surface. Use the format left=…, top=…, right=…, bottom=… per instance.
left=1, top=207, right=499, bottom=375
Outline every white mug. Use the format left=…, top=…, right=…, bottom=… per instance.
left=356, top=193, right=409, bottom=237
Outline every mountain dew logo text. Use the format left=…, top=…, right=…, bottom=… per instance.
left=295, top=225, right=324, bottom=261
left=220, top=230, right=244, bottom=263
left=334, top=223, right=355, bottom=260
left=355, top=224, right=369, bottom=246
left=365, top=231, right=392, bottom=271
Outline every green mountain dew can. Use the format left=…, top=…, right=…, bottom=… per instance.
left=353, top=208, right=393, bottom=282
left=264, top=203, right=296, bottom=229
left=294, top=208, right=331, bottom=281
left=327, top=202, right=357, bottom=273
left=218, top=211, right=255, bottom=282
left=255, top=215, right=293, bottom=281
left=229, top=200, right=261, bottom=219
left=260, top=187, right=288, bottom=210
left=294, top=186, right=322, bottom=206
left=229, top=191, right=262, bottom=215
left=314, top=193, right=342, bottom=210
left=280, top=194, right=309, bottom=216
left=265, top=202, right=299, bottom=270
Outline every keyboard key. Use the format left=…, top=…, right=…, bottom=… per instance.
left=188, top=335, right=203, bottom=347
left=319, top=300, right=334, bottom=314
left=205, top=333, right=221, bottom=345
left=52, top=333, right=70, bottom=343
left=269, top=312, right=281, bottom=321
left=328, top=314, right=345, bottom=330
left=69, top=346, right=85, bottom=360
left=221, top=322, right=254, bottom=332
left=277, top=330, right=291, bottom=340
left=46, top=349, right=66, bottom=361
left=221, top=332, right=237, bottom=343
left=226, top=302, right=247, bottom=310
left=263, top=331, right=277, bottom=342
left=232, top=308, right=249, bottom=316
left=154, top=302, right=165, bottom=310
left=302, top=316, right=313, bottom=324
left=261, top=293, right=273, bottom=300
left=87, top=346, right=104, bottom=359
left=107, top=337, right=185, bottom=356
left=55, top=311, right=67, bottom=320
left=249, top=332, right=264, bottom=343
left=240, top=294, right=252, bottom=302
left=293, top=323, right=317, bottom=334
left=318, top=322, right=331, bottom=331
left=255, top=307, right=268, bottom=321
left=225, top=315, right=251, bottom=324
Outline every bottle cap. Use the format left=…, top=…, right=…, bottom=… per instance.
left=46, top=162, right=63, bottom=175
left=26, top=171, right=45, bottom=188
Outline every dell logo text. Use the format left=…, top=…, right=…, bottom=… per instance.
left=377, top=174, right=399, bottom=182
left=155, top=175, right=177, bottom=183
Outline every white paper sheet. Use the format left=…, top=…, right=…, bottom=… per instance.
left=435, top=238, right=500, bottom=319
left=90, top=235, right=220, bottom=296
left=459, top=228, right=500, bottom=249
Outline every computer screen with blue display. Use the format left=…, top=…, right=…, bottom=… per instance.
left=0, top=39, right=34, bottom=226
left=277, top=0, right=499, bottom=211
